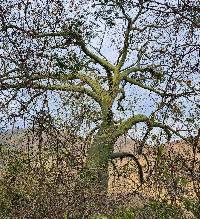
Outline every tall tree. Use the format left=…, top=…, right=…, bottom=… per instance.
left=0, top=0, right=199, bottom=196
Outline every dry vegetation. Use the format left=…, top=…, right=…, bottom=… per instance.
left=0, top=129, right=199, bottom=218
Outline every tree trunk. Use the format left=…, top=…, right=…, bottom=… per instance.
left=84, top=125, right=117, bottom=215
left=86, top=125, right=116, bottom=188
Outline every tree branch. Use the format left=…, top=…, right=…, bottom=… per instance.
left=117, top=19, right=132, bottom=69
left=42, top=72, right=103, bottom=96
left=115, top=114, right=148, bottom=137
left=33, top=31, right=65, bottom=38
left=124, top=76, right=164, bottom=96
left=120, top=65, right=161, bottom=78
left=123, top=75, right=197, bottom=98
left=0, top=82, right=100, bottom=103
left=114, top=114, right=191, bottom=145
left=1, top=24, right=29, bottom=33
left=4, top=26, right=116, bottom=85
left=80, top=44, right=116, bottom=72
left=152, top=121, right=191, bottom=143
left=32, top=31, right=116, bottom=72
left=110, top=152, right=144, bottom=184
left=1, top=71, right=102, bottom=93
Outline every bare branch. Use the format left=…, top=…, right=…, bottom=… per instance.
left=124, top=76, right=164, bottom=96
left=152, top=121, right=190, bottom=143
left=122, top=75, right=197, bottom=98
left=117, top=19, right=132, bottom=69
left=0, top=82, right=100, bottom=103
left=3, top=25, right=116, bottom=73
left=80, top=44, right=116, bottom=72
left=34, top=32, right=65, bottom=38
left=110, top=152, right=144, bottom=184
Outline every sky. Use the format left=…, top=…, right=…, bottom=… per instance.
left=0, top=0, right=199, bottom=142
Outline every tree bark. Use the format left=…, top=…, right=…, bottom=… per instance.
left=86, top=125, right=116, bottom=193
left=81, top=124, right=117, bottom=215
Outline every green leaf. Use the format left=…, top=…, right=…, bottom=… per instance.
left=179, top=177, right=189, bottom=186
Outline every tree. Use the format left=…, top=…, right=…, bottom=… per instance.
left=0, top=0, right=199, bottom=198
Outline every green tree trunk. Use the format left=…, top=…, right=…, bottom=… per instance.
left=83, top=124, right=117, bottom=215
left=86, top=125, right=116, bottom=192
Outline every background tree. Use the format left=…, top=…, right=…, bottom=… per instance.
left=0, top=0, right=199, bottom=201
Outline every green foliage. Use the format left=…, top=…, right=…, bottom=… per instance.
left=145, top=200, right=183, bottom=219
left=110, top=201, right=183, bottom=219
left=117, top=209, right=135, bottom=219
left=182, top=197, right=200, bottom=219
left=89, top=216, right=109, bottom=219
left=178, top=177, right=189, bottom=186
left=89, top=200, right=186, bottom=219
